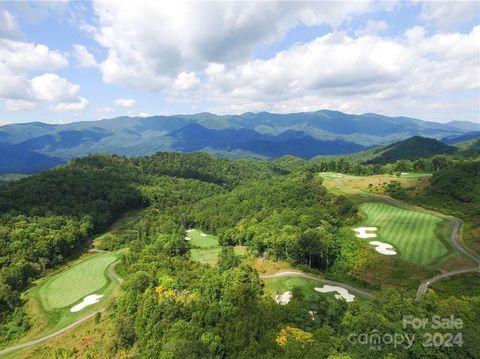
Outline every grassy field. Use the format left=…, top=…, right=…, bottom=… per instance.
left=320, top=172, right=431, bottom=196
left=263, top=276, right=368, bottom=304
left=17, top=252, right=120, bottom=344
left=187, top=229, right=221, bottom=264
left=264, top=276, right=324, bottom=301
left=187, top=229, right=219, bottom=248
left=38, top=253, right=118, bottom=310
left=187, top=229, right=244, bottom=265
left=359, top=201, right=452, bottom=266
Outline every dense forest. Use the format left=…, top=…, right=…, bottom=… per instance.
left=0, top=151, right=479, bottom=358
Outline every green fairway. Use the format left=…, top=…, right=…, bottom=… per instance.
left=359, top=201, right=452, bottom=265
left=38, top=253, right=117, bottom=310
left=262, top=276, right=367, bottom=303
left=186, top=229, right=219, bottom=248
left=186, top=229, right=220, bottom=264
left=263, top=276, right=323, bottom=301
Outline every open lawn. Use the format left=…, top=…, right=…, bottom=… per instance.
left=264, top=276, right=323, bottom=301
left=14, top=252, right=121, bottom=345
left=190, top=247, right=221, bottom=265
left=263, top=276, right=367, bottom=304
left=38, top=253, right=117, bottom=310
left=320, top=172, right=431, bottom=196
left=187, top=229, right=219, bottom=248
left=359, top=201, right=452, bottom=266
left=187, top=229, right=220, bottom=264
left=187, top=229, right=245, bottom=265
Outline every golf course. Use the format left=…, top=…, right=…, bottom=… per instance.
left=37, top=253, right=118, bottom=311
left=358, top=201, right=452, bottom=265
left=0, top=251, right=122, bottom=357
left=187, top=228, right=222, bottom=264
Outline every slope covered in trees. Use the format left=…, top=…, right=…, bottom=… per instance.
left=2, top=151, right=480, bottom=358
left=366, top=136, right=457, bottom=165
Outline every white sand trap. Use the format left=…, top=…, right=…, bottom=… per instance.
left=184, top=236, right=191, bottom=241
left=70, top=294, right=103, bottom=312
left=353, top=227, right=378, bottom=238
left=369, top=241, right=397, bottom=255
left=314, top=285, right=355, bottom=302
left=275, top=291, right=292, bottom=305
left=186, top=229, right=195, bottom=233
left=200, top=233, right=208, bottom=237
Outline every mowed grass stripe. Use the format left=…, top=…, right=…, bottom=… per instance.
left=38, top=253, right=117, bottom=309
left=407, top=212, right=425, bottom=264
left=403, top=210, right=422, bottom=261
left=359, top=202, right=450, bottom=265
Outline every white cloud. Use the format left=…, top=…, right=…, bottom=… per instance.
left=0, top=37, right=69, bottom=101
left=419, top=1, right=478, bottom=30
left=53, top=96, right=88, bottom=112
left=2, top=72, right=88, bottom=113
left=5, top=99, right=36, bottom=111
left=73, top=44, right=98, bottom=68
left=0, top=10, right=23, bottom=40
left=355, top=20, right=389, bottom=37
left=91, top=1, right=373, bottom=90
left=114, top=98, right=137, bottom=107
left=199, top=26, right=479, bottom=121
left=30, top=73, right=80, bottom=102
left=173, top=72, right=200, bottom=91
left=0, top=39, right=67, bottom=73
left=0, top=10, right=87, bottom=114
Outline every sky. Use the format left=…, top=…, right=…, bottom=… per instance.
left=0, top=0, right=479, bottom=125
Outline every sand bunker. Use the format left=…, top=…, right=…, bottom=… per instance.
left=369, top=241, right=397, bottom=255
left=184, top=236, right=191, bottom=241
left=353, top=227, right=378, bottom=238
left=275, top=291, right=292, bottom=305
left=70, top=294, right=103, bottom=312
left=314, top=285, right=355, bottom=302
left=200, top=233, right=208, bottom=237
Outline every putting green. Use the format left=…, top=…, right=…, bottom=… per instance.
left=38, top=253, right=117, bottom=310
left=187, top=229, right=218, bottom=248
left=263, top=277, right=323, bottom=301
left=359, top=202, right=452, bottom=265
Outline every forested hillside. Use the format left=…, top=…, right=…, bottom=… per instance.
left=0, top=152, right=277, bottom=343
left=366, top=136, right=457, bottom=165
left=1, top=152, right=479, bottom=358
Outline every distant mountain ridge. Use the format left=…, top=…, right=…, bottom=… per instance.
left=0, top=110, right=477, bottom=174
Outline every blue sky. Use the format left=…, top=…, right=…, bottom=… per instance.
left=0, top=1, right=479, bottom=125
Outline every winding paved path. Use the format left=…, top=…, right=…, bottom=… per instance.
left=416, top=216, right=480, bottom=299
left=0, top=259, right=123, bottom=357
left=330, top=174, right=480, bottom=299
left=374, top=195, right=480, bottom=299
left=260, top=270, right=374, bottom=299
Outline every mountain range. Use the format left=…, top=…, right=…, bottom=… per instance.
left=0, top=110, right=478, bottom=174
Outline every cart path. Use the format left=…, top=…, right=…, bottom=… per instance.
left=0, top=260, right=123, bottom=357
left=330, top=174, right=480, bottom=299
